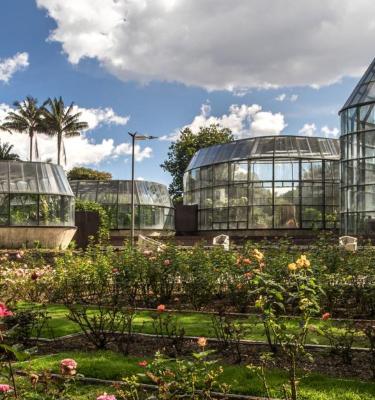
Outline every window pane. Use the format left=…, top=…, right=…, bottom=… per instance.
left=230, top=162, right=248, bottom=181
left=0, top=194, right=9, bottom=225
left=213, top=187, right=228, bottom=207
left=250, top=161, right=273, bottom=181
left=229, top=184, right=248, bottom=206
left=274, top=205, right=299, bottom=228
left=39, top=195, right=74, bottom=226
left=200, top=166, right=212, bottom=188
left=214, top=164, right=228, bottom=185
left=274, top=183, right=299, bottom=205
left=199, top=210, right=212, bottom=230
left=248, top=206, right=272, bottom=228
left=10, top=194, right=38, bottom=226
left=200, top=188, right=213, bottom=208
left=302, top=183, right=323, bottom=205
left=274, top=161, right=299, bottom=181
left=9, top=163, right=38, bottom=193
left=229, top=207, right=247, bottom=222
left=118, top=204, right=139, bottom=229
left=250, top=183, right=273, bottom=205
left=302, top=206, right=323, bottom=228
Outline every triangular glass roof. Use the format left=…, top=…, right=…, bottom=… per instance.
left=340, top=58, right=375, bottom=113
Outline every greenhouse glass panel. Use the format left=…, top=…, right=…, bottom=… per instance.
left=10, top=194, right=38, bottom=226
left=213, top=164, right=228, bottom=185
left=274, top=205, right=299, bottom=228
left=230, top=162, right=248, bottom=181
left=248, top=206, right=272, bottom=228
left=0, top=194, right=8, bottom=225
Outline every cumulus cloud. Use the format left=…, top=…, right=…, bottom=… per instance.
left=36, top=0, right=375, bottom=91
left=162, top=103, right=287, bottom=140
left=275, top=93, right=299, bottom=102
left=0, top=103, right=151, bottom=168
left=321, top=125, right=339, bottom=138
left=0, top=52, right=29, bottom=83
left=299, top=123, right=317, bottom=137
left=298, top=123, right=339, bottom=138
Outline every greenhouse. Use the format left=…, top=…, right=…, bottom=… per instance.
left=340, top=57, right=375, bottom=236
left=0, top=161, right=76, bottom=248
left=183, top=135, right=340, bottom=235
left=70, top=180, right=175, bottom=235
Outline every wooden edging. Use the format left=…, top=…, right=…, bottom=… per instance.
left=31, top=331, right=371, bottom=353
left=15, top=370, right=278, bottom=400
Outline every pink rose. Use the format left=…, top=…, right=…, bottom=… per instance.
left=60, top=359, right=77, bottom=376
left=0, top=304, right=13, bottom=317
left=164, top=259, right=171, bottom=266
left=97, top=394, right=117, bottom=400
left=0, top=384, right=12, bottom=392
left=157, top=304, right=166, bottom=312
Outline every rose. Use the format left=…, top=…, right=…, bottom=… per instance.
left=157, top=304, right=166, bottom=312
left=60, top=358, right=77, bottom=376
left=197, top=337, right=207, bottom=348
left=242, top=258, right=251, bottom=265
left=138, top=360, right=148, bottom=367
left=0, top=384, right=12, bottom=393
left=97, top=394, right=117, bottom=400
left=288, top=263, right=297, bottom=272
left=322, top=312, right=331, bottom=321
left=0, top=304, right=13, bottom=317
left=164, top=259, right=171, bottom=266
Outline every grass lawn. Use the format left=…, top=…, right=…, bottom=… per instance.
left=21, top=304, right=369, bottom=348
left=15, top=350, right=375, bottom=400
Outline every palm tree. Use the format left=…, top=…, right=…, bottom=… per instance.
left=1, top=96, right=44, bottom=161
left=42, top=97, right=88, bottom=165
left=0, top=141, right=20, bottom=161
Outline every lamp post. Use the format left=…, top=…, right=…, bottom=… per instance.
left=128, top=132, right=158, bottom=247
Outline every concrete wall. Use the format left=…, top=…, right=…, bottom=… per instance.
left=0, top=227, right=77, bottom=249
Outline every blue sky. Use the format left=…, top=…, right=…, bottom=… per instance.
left=0, top=0, right=372, bottom=186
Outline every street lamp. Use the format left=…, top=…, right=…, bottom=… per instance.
left=128, top=132, right=158, bottom=247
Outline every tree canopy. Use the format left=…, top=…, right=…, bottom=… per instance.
left=161, top=124, right=234, bottom=202
left=68, top=166, right=112, bottom=181
left=0, top=141, right=20, bottom=161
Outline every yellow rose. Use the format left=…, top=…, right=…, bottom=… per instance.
left=288, top=262, right=297, bottom=271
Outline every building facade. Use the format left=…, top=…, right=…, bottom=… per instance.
left=183, top=136, right=340, bottom=236
left=70, top=180, right=174, bottom=236
left=340, top=58, right=375, bottom=235
left=0, top=161, right=76, bottom=248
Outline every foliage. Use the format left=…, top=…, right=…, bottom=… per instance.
left=75, top=199, right=110, bottom=241
left=67, top=167, right=112, bottom=181
left=151, top=309, right=186, bottom=357
left=0, top=96, right=45, bottom=161
left=41, top=97, right=88, bottom=165
left=0, top=140, right=20, bottom=161
left=118, top=349, right=229, bottom=400
left=160, top=124, right=233, bottom=201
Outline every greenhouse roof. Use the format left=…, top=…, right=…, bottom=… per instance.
left=187, top=135, right=340, bottom=171
left=340, top=57, right=375, bottom=113
left=0, top=161, right=73, bottom=196
left=70, top=180, right=173, bottom=207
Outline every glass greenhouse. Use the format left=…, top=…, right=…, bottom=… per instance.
left=184, top=136, right=340, bottom=233
left=340, top=57, right=375, bottom=235
left=0, top=161, right=74, bottom=227
left=70, top=180, right=174, bottom=232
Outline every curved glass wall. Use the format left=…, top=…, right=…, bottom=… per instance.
left=184, top=136, right=340, bottom=232
left=70, top=180, right=174, bottom=231
left=0, top=161, right=74, bottom=227
left=340, top=58, right=375, bottom=235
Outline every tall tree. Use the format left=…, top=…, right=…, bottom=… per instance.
left=1, top=96, right=44, bottom=161
left=161, top=124, right=234, bottom=202
left=0, top=141, right=20, bottom=161
left=42, top=97, right=88, bottom=165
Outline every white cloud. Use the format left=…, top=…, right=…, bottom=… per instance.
left=321, top=125, right=339, bottom=138
left=290, top=94, right=299, bottom=102
left=275, top=94, right=287, bottom=102
left=73, top=105, right=129, bottom=129
left=275, top=93, right=299, bottom=102
left=113, top=142, right=152, bottom=161
left=299, top=123, right=317, bottom=137
left=36, top=0, right=375, bottom=91
left=0, top=102, right=151, bottom=168
left=299, top=123, right=340, bottom=138
left=0, top=53, right=29, bottom=83
left=162, top=103, right=287, bottom=140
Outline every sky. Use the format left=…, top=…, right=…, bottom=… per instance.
left=0, top=0, right=374, bottom=186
